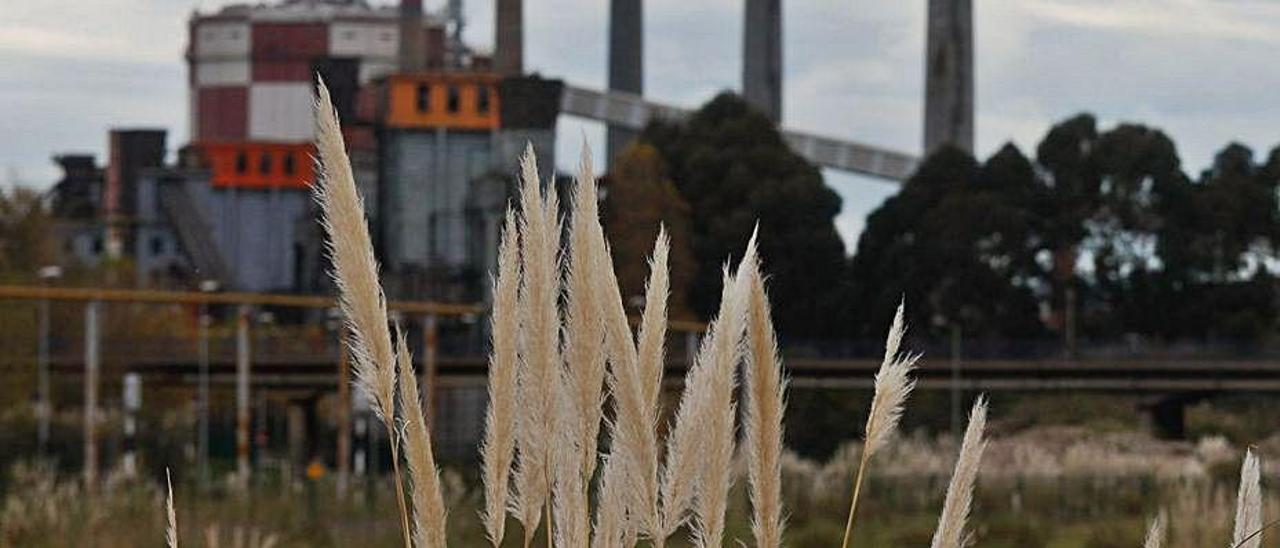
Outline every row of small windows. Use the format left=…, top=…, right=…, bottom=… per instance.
left=414, top=84, right=492, bottom=115
left=233, top=151, right=299, bottom=176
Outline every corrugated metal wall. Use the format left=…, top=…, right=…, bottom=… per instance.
left=195, top=61, right=250, bottom=87
left=380, top=130, right=494, bottom=272
left=196, top=87, right=247, bottom=141
left=248, top=83, right=314, bottom=140
left=329, top=20, right=398, bottom=58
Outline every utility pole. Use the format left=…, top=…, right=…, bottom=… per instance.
left=950, top=323, right=962, bottom=441
left=336, top=321, right=352, bottom=497
left=36, top=265, right=61, bottom=458
left=197, top=279, right=218, bottom=489
left=235, top=304, right=252, bottom=491
left=83, top=301, right=101, bottom=492
left=421, top=313, right=439, bottom=429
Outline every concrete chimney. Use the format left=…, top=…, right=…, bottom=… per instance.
left=923, top=0, right=974, bottom=154
left=742, top=0, right=782, bottom=123
left=607, top=0, right=643, bottom=159
left=400, top=0, right=427, bottom=72
left=494, top=0, right=524, bottom=75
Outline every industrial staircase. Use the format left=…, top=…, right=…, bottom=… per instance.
left=158, top=184, right=233, bottom=285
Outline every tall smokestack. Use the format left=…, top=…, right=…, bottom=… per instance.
left=607, top=0, right=643, bottom=159
left=742, top=0, right=782, bottom=123
left=494, top=0, right=523, bottom=75
left=923, top=0, right=974, bottom=154
left=400, top=0, right=427, bottom=72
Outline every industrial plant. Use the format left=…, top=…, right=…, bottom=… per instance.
left=44, top=0, right=953, bottom=300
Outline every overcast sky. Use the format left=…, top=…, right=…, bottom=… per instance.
left=4, top=0, right=1280, bottom=246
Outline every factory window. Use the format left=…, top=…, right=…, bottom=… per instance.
left=283, top=153, right=296, bottom=175
left=235, top=152, right=248, bottom=174
left=416, top=83, right=431, bottom=112
left=259, top=152, right=272, bottom=174
left=447, top=85, right=461, bottom=113
left=477, top=86, right=491, bottom=113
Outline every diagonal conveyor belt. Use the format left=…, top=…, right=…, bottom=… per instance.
left=559, top=85, right=920, bottom=181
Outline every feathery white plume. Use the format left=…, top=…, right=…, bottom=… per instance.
left=480, top=209, right=520, bottom=546
left=841, top=300, right=918, bottom=547
left=166, top=468, right=178, bottom=548
left=1232, top=449, right=1263, bottom=548
left=929, top=396, right=988, bottom=548
left=743, top=237, right=786, bottom=548
left=396, top=328, right=447, bottom=548
left=511, top=146, right=561, bottom=541
left=314, top=79, right=412, bottom=548
left=1143, top=512, right=1165, bottom=548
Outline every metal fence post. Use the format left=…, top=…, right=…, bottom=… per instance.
left=122, top=372, right=141, bottom=477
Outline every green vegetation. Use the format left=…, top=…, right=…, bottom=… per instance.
left=631, top=100, right=1280, bottom=346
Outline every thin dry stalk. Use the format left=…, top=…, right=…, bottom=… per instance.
left=661, top=241, right=754, bottom=546
left=840, top=301, right=917, bottom=548
left=929, top=396, right=988, bottom=548
left=511, top=147, right=561, bottom=548
left=313, top=79, right=411, bottom=548
left=480, top=209, right=521, bottom=547
left=1144, top=512, right=1165, bottom=548
left=396, top=328, right=448, bottom=548
left=166, top=468, right=177, bottom=548
left=743, top=248, right=786, bottom=548
left=1233, top=449, right=1262, bottom=548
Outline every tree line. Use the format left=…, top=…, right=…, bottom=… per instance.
left=606, top=93, right=1280, bottom=348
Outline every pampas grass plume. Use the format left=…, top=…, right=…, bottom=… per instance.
left=929, top=396, right=988, bottom=548
left=1143, top=512, right=1165, bottom=548
left=314, top=79, right=411, bottom=548
left=1233, top=449, right=1262, bottom=548
left=511, top=145, right=560, bottom=545
left=396, top=328, right=448, bottom=548
left=743, top=242, right=786, bottom=548
left=841, top=300, right=918, bottom=548
left=480, top=209, right=520, bottom=546
left=166, top=468, right=177, bottom=548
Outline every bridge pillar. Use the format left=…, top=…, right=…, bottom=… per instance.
left=1147, top=394, right=1207, bottom=440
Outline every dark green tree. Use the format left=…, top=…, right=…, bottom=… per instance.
left=847, top=145, right=1045, bottom=344
left=640, top=93, right=848, bottom=338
